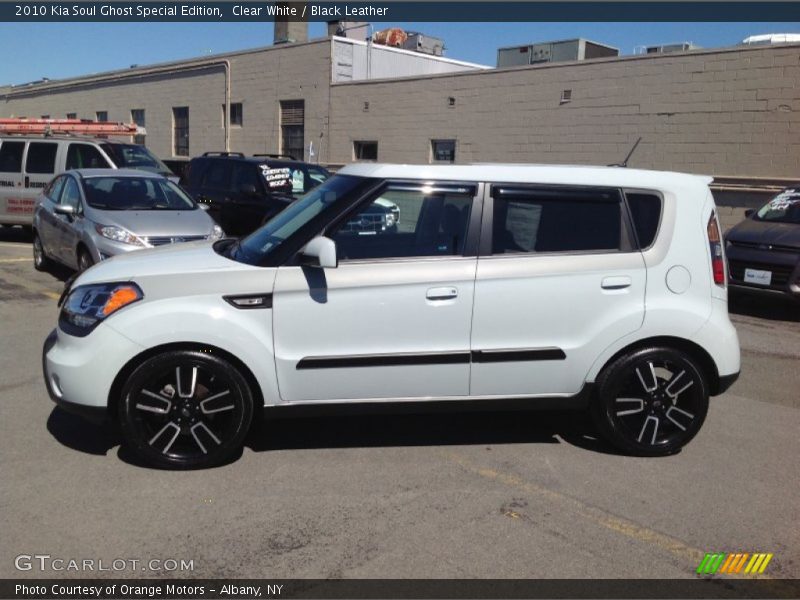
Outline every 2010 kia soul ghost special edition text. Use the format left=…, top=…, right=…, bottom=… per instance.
left=43, top=164, right=741, bottom=468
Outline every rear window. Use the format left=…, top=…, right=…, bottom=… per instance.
left=0, top=141, right=25, bottom=173
left=492, top=187, right=622, bottom=254
left=626, top=192, right=662, bottom=248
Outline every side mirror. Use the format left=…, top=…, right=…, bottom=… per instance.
left=54, top=204, right=75, bottom=218
left=239, top=183, right=257, bottom=196
left=300, top=236, right=337, bottom=269
left=744, top=208, right=755, bottom=218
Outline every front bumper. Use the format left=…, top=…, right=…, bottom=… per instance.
left=42, top=325, right=144, bottom=422
left=726, top=244, right=800, bottom=297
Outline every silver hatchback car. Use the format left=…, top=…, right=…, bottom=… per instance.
left=33, top=169, right=223, bottom=272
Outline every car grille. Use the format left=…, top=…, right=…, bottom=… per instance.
left=728, top=240, right=799, bottom=254
left=145, top=235, right=207, bottom=247
left=728, top=259, right=795, bottom=287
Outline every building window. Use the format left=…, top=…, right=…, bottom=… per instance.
left=172, top=107, right=189, bottom=157
left=431, top=140, right=456, bottom=163
left=280, top=99, right=304, bottom=160
left=131, top=109, right=146, bottom=146
left=223, top=103, right=243, bottom=127
left=96, top=111, right=108, bottom=122
left=353, top=141, right=378, bottom=161
left=66, top=113, right=77, bottom=120
left=560, top=89, right=572, bottom=104
left=40, top=115, right=50, bottom=119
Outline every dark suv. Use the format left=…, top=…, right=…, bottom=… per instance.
left=180, top=153, right=330, bottom=237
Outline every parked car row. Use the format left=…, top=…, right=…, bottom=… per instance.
left=0, top=134, right=334, bottom=272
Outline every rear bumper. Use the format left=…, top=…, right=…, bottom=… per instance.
left=716, top=371, right=740, bottom=396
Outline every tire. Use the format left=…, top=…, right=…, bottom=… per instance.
left=32, top=232, right=52, bottom=271
left=118, top=350, right=254, bottom=469
left=77, top=248, right=94, bottom=272
left=590, top=346, right=709, bottom=457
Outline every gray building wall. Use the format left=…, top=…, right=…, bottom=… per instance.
left=1, top=40, right=334, bottom=162
left=328, top=43, right=800, bottom=179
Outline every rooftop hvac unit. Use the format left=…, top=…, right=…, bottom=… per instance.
left=402, top=32, right=445, bottom=56
left=635, top=42, right=700, bottom=54
left=497, top=39, right=618, bottom=68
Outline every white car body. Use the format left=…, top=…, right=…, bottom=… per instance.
left=43, top=163, right=741, bottom=466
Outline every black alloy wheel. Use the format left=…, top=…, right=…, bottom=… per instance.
left=591, top=347, right=709, bottom=456
left=119, top=350, right=254, bottom=469
left=33, top=232, right=51, bottom=271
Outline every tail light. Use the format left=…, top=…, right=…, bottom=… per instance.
left=707, top=212, right=726, bottom=287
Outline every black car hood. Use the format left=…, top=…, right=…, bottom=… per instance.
left=727, top=217, right=800, bottom=249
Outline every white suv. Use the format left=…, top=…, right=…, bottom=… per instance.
left=42, top=164, right=740, bottom=468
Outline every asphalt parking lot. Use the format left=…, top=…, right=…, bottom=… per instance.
left=1, top=227, right=798, bottom=582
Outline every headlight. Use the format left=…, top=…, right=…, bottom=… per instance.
left=209, top=224, right=224, bottom=240
left=95, top=224, right=145, bottom=247
left=384, top=213, right=396, bottom=227
left=60, top=282, right=143, bottom=336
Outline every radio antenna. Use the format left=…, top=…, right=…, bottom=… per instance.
left=609, top=137, right=642, bottom=168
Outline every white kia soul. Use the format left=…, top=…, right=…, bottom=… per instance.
left=42, top=164, right=741, bottom=468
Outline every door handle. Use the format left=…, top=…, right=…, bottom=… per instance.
left=426, top=287, right=458, bottom=301
left=601, top=276, right=632, bottom=290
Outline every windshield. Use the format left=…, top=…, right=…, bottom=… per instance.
left=755, top=190, right=800, bottom=225
left=101, top=143, right=173, bottom=176
left=232, top=175, right=366, bottom=265
left=83, top=176, right=197, bottom=211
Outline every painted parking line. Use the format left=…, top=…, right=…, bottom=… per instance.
left=0, top=258, right=32, bottom=263
left=443, top=449, right=794, bottom=591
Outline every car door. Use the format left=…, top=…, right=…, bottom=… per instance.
left=469, top=184, right=646, bottom=397
left=36, top=175, right=67, bottom=257
left=0, top=140, right=29, bottom=224
left=198, top=159, right=232, bottom=232
left=228, top=162, right=272, bottom=234
left=53, top=176, right=83, bottom=268
left=272, top=181, right=482, bottom=402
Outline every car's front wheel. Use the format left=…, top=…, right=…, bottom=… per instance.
left=33, top=232, right=52, bottom=271
left=118, top=350, right=254, bottom=469
left=591, top=346, right=709, bottom=456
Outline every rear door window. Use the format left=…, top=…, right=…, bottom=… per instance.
left=201, top=160, right=231, bottom=189
left=491, top=187, right=622, bottom=254
left=0, top=141, right=25, bottom=173
left=25, top=142, right=58, bottom=174
left=231, top=163, right=262, bottom=192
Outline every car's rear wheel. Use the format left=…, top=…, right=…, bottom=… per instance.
left=591, top=347, right=709, bottom=456
left=32, top=232, right=52, bottom=271
left=118, top=350, right=254, bottom=469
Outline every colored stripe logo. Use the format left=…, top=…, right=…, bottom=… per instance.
left=697, top=552, right=773, bottom=575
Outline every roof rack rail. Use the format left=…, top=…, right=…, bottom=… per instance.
left=202, top=151, right=245, bottom=157
left=253, top=153, right=297, bottom=160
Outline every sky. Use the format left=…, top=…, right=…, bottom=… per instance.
left=1, top=21, right=799, bottom=85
